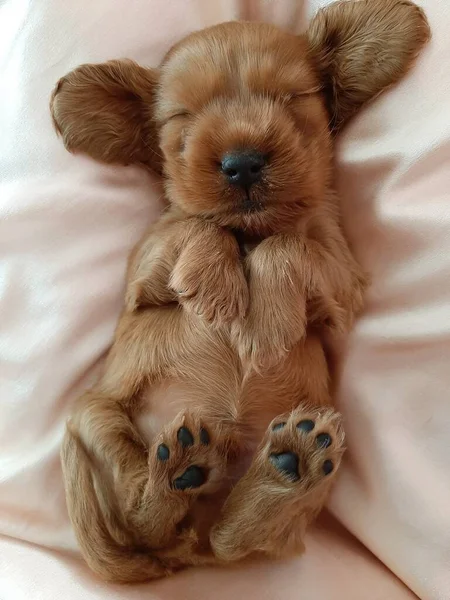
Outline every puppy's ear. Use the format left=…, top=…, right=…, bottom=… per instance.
left=50, top=60, right=162, bottom=174
left=307, top=0, right=430, bottom=131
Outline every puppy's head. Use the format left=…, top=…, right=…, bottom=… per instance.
left=157, top=22, right=329, bottom=233
left=51, top=0, right=429, bottom=233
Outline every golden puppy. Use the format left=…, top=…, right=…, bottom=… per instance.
left=50, top=0, right=429, bottom=583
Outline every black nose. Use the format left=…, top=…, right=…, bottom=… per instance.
left=221, top=151, right=266, bottom=188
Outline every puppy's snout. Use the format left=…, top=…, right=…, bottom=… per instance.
left=221, top=151, right=265, bottom=189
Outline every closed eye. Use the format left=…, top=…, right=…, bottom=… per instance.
left=281, top=87, right=323, bottom=103
left=166, top=111, right=191, bottom=123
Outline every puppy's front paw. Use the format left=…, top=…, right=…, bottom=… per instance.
left=232, top=293, right=307, bottom=370
left=126, top=247, right=177, bottom=311
left=233, top=235, right=308, bottom=369
left=170, top=256, right=248, bottom=327
left=321, top=266, right=368, bottom=335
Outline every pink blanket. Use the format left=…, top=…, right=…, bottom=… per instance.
left=1, top=1, right=449, bottom=598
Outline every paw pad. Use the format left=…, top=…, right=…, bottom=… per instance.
left=173, top=465, right=206, bottom=490
left=316, top=433, right=332, bottom=448
left=177, top=427, right=194, bottom=447
left=322, top=459, right=334, bottom=475
left=157, top=444, right=170, bottom=461
left=269, top=452, right=299, bottom=481
left=272, top=422, right=286, bottom=432
left=155, top=423, right=214, bottom=492
left=200, top=428, right=210, bottom=445
left=269, top=413, right=340, bottom=484
left=297, top=419, right=315, bottom=433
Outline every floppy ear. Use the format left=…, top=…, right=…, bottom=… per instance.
left=50, top=60, right=162, bottom=174
left=307, top=0, right=430, bottom=131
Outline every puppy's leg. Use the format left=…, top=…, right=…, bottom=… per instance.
left=64, top=305, right=238, bottom=581
left=127, top=214, right=248, bottom=327
left=64, top=395, right=226, bottom=581
left=62, top=420, right=172, bottom=583
left=210, top=405, right=345, bottom=562
left=136, top=410, right=229, bottom=544
left=233, top=210, right=366, bottom=369
left=233, top=234, right=308, bottom=371
left=62, top=309, right=192, bottom=578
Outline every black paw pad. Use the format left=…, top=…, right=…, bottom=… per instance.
left=177, top=427, right=194, bottom=447
left=316, top=433, right=332, bottom=448
left=157, top=444, right=170, bottom=461
left=269, top=452, right=299, bottom=481
left=173, top=466, right=206, bottom=490
left=200, top=428, right=210, bottom=445
left=323, top=460, right=334, bottom=476
left=272, top=422, right=286, bottom=432
left=297, top=419, right=315, bottom=433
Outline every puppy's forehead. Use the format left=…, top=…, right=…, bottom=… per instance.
left=158, top=22, right=317, bottom=113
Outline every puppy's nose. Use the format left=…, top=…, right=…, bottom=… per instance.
left=221, top=151, right=265, bottom=188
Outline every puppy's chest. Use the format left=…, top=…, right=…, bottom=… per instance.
left=231, top=230, right=263, bottom=257
left=231, top=224, right=307, bottom=257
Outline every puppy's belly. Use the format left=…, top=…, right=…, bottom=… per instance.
left=134, top=380, right=258, bottom=467
left=135, top=381, right=198, bottom=445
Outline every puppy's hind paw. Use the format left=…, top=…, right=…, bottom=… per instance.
left=149, top=412, right=227, bottom=495
left=265, top=406, right=345, bottom=493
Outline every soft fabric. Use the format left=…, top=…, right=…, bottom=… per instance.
left=0, top=0, right=448, bottom=598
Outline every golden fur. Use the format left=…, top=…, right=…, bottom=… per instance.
left=50, top=0, right=429, bottom=583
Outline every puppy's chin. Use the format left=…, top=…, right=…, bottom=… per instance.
left=197, top=198, right=307, bottom=236
left=231, top=188, right=267, bottom=215
left=214, top=182, right=314, bottom=234
left=239, top=197, right=265, bottom=214
left=225, top=195, right=270, bottom=234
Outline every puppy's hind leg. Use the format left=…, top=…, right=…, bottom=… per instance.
left=61, top=425, right=171, bottom=583
left=64, top=406, right=219, bottom=583
left=138, top=409, right=229, bottom=552
left=210, top=405, right=345, bottom=563
left=63, top=306, right=233, bottom=581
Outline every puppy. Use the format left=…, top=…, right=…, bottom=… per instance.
left=51, top=0, right=429, bottom=583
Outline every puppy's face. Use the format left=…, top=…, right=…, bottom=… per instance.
left=51, top=0, right=430, bottom=235
left=156, top=23, right=331, bottom=233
